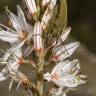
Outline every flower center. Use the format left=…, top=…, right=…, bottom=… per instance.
left=52, top=73, right=60, bottom=80
left=19, top=31, right=28, bottom=40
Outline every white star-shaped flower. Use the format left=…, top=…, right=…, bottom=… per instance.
left=52, top=27, right=79, bottom=61
left=0, top=5, right=33, bottom=60
left=43, top=59, right=86, bottom=88
left=0, top=52, right=29, bottom=91
left=0, top=54, right=20, bottom=90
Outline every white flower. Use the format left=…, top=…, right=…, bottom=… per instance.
left=0, top=5, right=33, bottom=60
left=24, top=0, right=37, bottom=15
left=51, top=27, right=79, bottom=61
left=33, top=22, right=43, bottom=51
left=43, top=59, right=86, bottom=88
left=6, top=5, right=33, bottom=41
left=0, top=53, right=25, bottom=90
left=0, top=61, right=19, bottom=90
left=52, top=42, right=80, bottom=61
left=41, top=0, right=57, bottom=30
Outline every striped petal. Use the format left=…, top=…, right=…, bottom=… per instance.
left=52, top=74, right=85, bottom=88
left=53, top=27, right=71, bottom=47
left=0, top=31, right=18, bottom=43
left=60, top=27, right=71, bottom=41
left=6, top=9, right=22, bottom=33
left=3, top=39, right=26, bottom=61
left=53, top=42, right=80, bottom=61
left=0, top=68, right=9, bottom=81
left=41, top=8, right=52, bottom=30
left=33, top=22, right=43, bottom=51
left=24, top=0, right=37, bottom=15
left=8, top=60, right=19, bottom=74
left=17, top=5, right=28, bottom=33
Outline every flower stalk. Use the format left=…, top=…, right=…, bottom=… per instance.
left=0, top=0, right=86, bottom=96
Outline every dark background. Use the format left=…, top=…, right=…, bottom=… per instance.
left=68, top=0, right=96, bottom=53
left=0, top=0, right=96, bottom=96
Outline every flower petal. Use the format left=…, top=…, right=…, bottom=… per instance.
left=3, top=39, right=26, bottom=61
left=12, top=48, right=22, bottom=59
left=0, top=23, right=16, bottom=33
left=53, top=27, right=71, bottom=47
left=24, top=0, right=37, bottom=15
left=23, top=46, right=33, bottom=57
left=17, top=5, right=28, bottom=32
left=33, top=22, right=43, bottom=51
left=27, top=24, right=33, bottom=40
left=0, top=31, right=18, bottom=43
left=49, top=0, right=57, bottom=10
left=60, top=27, right=71, bottom=42
left=6, top=9, right=22, bottom=33
left=41, top=8, right=52, bottom=30
left=0, top=68, right=9, bottom=81
left=8, top=60, right=19, bottom=73
left=53, top=42, right=80, bottom=61
left=43, top=72, right=51, bottom=82
left=53, top=75, right=85, bottom=88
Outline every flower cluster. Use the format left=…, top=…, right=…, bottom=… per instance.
left=0, top=0, right=86, bottom=96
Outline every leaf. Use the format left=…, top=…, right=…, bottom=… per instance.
left=57, top=0, right=67, bottom=28
left=54, top=0, right=67, bottom=36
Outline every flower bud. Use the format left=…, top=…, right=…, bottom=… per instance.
left=33, top=22, right=43, bottom=51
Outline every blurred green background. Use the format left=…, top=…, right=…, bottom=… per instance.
left=0, top=0, right=96, bottom=96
